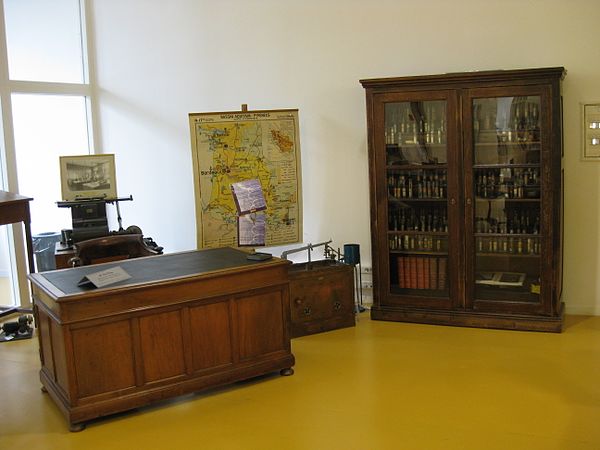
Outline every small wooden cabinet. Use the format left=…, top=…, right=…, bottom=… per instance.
left=360, top=67, right=565, bottom=332
left=288, top=260, right=355, bottom=337
left=54, top=242, right=75, bottom=269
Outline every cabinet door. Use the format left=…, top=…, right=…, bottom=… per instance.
left=463, top=86, right=553, bottom=314
left=372, top=91, right=460, bottom=309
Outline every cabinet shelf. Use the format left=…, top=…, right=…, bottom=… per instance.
left=390, top=286, right=449, bottom=296
left=476, top=252, right=539, bottom=258
left=475, top=197, right=539, bottom=202
left=475, top=141, right=541, bottom=147
left=362, top=67, right=565, bottom=332
left=389, top=230, right=447, bottom=236
left=473, top=163, right=540, bottom=169
left=475, top=280, right=541, bottom=303
left=390, top=250, right=447, bottom=256
left=389, top=197, right=447, bottom=203
left=386, top=164, right=447, bottom=170
left=474, top=233, right=540, bottom=238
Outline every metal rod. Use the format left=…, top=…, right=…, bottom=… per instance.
left=57, top=195, right=133, bottom=208
left=115, top=201, right=124, bottom=232
left=280, top=239, right=332, bottom=259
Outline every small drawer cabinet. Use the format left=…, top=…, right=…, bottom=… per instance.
left=288, top=260, right=355, bottom=337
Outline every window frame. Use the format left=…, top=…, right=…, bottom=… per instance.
left=0, top=0, right=99, bottom=307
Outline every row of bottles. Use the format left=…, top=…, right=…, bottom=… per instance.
left=388, top=170, right=447, bottom=199
left=389, top=234, right=447, bottom=253
left=476, top=236, right=540, bottom=255
left=475, top=167, right=540, bottom=199
left=475, top=208, right=540, bottom=235
left=389, top=207, right=448, bottom=232
left=492, top=126, right=541, bottom=144
left=474, top=101, right=540, bottom=143
left=385, top=103, right=446, bottom=146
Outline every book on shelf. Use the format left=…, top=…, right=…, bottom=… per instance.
left=475, top=271, right=526, bottom=287
left=438, top=257, right=447, bottom=290
left=409, top=256, right=418, bottom=289
left=397, top=256, right=446, bottom=291
left=397, top=257, right=405, bottom=288
left=416, top=257, right=425, bottom=289
left=423, top=257, right=430, bottom=290
left=429, top=257, right=438, bottom=290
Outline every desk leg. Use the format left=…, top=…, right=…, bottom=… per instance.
left=69, top=422, right=86, bottom=432
left=23, top=219, right=35, bottom=274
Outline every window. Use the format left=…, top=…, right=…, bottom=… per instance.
left=4, top=0, right=85, bottom=83
left=12, top=94, right=91, bottom=234
left=0, top=0, right=95, bottom=308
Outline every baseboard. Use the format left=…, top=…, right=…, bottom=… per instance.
left=564, top=305, right=600, bottom=316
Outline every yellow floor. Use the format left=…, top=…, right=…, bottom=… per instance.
left=2, top=313, right=600, bottom=449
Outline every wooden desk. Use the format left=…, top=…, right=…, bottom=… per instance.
left=29, top=247, right=294, bottom=431
left=0, top=191, right=34, bottom=317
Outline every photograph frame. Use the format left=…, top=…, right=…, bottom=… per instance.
left=60, top=154, right=117, bottom=201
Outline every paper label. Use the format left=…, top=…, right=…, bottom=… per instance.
left=78, top=266, right=132, bottom=288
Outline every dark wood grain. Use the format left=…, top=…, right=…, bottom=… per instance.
left=361, top=68, right=565, bottom=332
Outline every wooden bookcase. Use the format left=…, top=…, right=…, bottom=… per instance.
left=360, top=67, right=565, bottom=332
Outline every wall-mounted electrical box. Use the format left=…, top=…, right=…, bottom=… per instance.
left=582, top=103, right=600, bottom=160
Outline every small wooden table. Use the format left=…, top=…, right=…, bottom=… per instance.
left=0, top=191, right=34, bottom=317
left=29, top=247, right=294, bottom=431
left=54, top=242, right=75, bottom=269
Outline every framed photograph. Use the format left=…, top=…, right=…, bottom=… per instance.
left=60, top=154, right=117, bottom=201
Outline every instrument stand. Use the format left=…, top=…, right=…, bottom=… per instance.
left=57, top=195, right=134, bottom=243
left=282, top=240, right=367, bottom=316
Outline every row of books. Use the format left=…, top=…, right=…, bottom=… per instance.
left=397, top=256, right=447, bottom=290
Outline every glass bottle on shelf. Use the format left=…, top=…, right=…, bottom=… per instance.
left=385, top=100, right=449, bottom=295
left=472, top=95, right=542, bottom=303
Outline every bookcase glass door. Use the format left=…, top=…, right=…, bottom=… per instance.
left=471, top=95, right=542, bottom=303
left=385, top=100, right=449, bottom=297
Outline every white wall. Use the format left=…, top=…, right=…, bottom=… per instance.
left=89, top=0, right=600, bottom=315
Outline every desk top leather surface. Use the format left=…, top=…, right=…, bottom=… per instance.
left=33, top=247, right=283, bottom=297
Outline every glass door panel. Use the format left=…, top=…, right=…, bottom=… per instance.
left=385, top=100, right=449, bottom=296
left=472, top=96, right=542, bottom=303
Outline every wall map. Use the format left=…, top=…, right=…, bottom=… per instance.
left=189, top=108, right=302, bottom=248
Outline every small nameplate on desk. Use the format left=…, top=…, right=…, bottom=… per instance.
left=78, top=266, right=131, bottom=288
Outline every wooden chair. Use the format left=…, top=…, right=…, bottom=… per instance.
left=68, top=234, right=161, bottom=267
